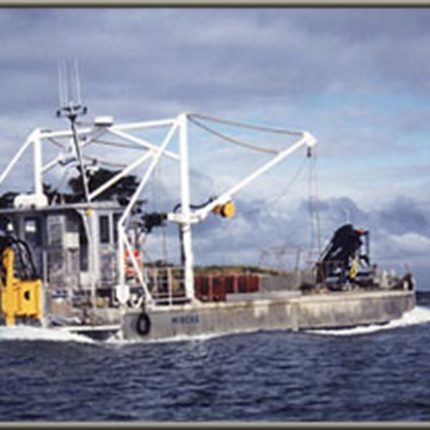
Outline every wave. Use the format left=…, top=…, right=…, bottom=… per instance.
left=106, top=330, right=238, bottom=346
left=308, top=305, right=430, bottom=336
left=0, top=325, right=95, bottom=344
left=4, top=305, right=430, bottom=344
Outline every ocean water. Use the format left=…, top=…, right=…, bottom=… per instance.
left=1, top=293, right=430, bottom=422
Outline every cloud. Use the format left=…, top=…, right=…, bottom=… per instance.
left=0, top=8, right=428, bottom=287
left=376, top=196, right=430, bottom=236
left=1, top=8, right=430, bottom=117
left=384, top=232, right=430, bottom=260
left=183, top=192, right=430, bottom=289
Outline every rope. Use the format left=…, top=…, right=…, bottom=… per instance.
left=189, top=113, right=303, bottom=137
left=312, top=147, right=322, bottom=253
left=307, top=147, right=322, bottom=255
left=244, top=154, right=308, bottom=215
left=308, top=152, right=314, bottom=251
left=158, top=159, right=169, bottom=263
left=92, top=139, right=148, bottom=151
left=47, top=138, right=66, bottom=150
left=188, top=116, right=279, bottom=155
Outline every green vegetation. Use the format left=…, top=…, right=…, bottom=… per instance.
left=193, top=265, right=282, bottom=276
left=0, top=167, right=143, bottom=208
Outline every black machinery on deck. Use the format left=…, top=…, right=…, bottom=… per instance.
left=316, top=223, right=373, bottom=289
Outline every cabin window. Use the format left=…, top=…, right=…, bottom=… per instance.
left=113, top=213, right=121, bottom=243
left=99, top=215, right=110, bottom=244
left=24, top=217, right=42, bottom=246
left=79, top=218, right=88, bottom=271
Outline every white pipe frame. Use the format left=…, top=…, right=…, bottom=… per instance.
left=0, top=118, right=181, bottom=309
left=165, top=128, right=316, bottom=306
left=41, top=117, right=177, bottom=140
left=178, top=113, right=195, bottom=302
left=107, top=128, right=179, bottom=161
left=0, top=129, right=42, bottom=191
left=33, top=130, right=43, bottom=196
left=0, top=114, right=317, bottom=310
left=0, top=118, right=180, bottom=196
left=116, top=121, right=179, bottom=307
left=89, top=151, right=153, bottom=201
left=41, top=129, right=107, bottom=174
left=190, top=131, right=317, bottom=223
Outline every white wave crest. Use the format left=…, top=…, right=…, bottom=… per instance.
left=5, top=306, right=428, bottom=344
left=308, top=305, right=430, bottom=336
left=106, top=330, right=233, bottom=346
left=0, top=325, right=94, bottom=344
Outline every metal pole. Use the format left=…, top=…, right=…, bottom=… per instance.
left=0, top=130, right=38, bottom=186
left=117, top=121, right=178, bottom=304
left=70, top=117, right=91, bottom=203
left=178, top=113, right=195, bottom=302
left=194, top=132, right=317, bottom=222
left=89, top=151, right=152, bottom=201
left=33, top=130, right=43, bottom=196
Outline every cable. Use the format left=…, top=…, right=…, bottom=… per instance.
left=92, top=139, right=147, bottom=151
left=47, top=138, right=67, bottom=150
left=173, top=196, right=216, bottom=213
left=189, top=113, right=303, bottom=137
left=188, top=116, right=279, bottom=155
left=307, top=146, right=322, bottom=255
left=243, top=154, right=308, bottom=215
left=0, top=235, right=39, bottom=280
left=157, top=159, right=169, bottom=263
left=314, top=148, right=321, bottom=253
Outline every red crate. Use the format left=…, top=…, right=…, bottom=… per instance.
left=194, top=273, right=260, bottom=302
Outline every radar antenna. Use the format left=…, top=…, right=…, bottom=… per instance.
left=56, top=59, right=91, bottom=203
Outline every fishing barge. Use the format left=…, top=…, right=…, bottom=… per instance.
left=0, top=98, right=415, bottom=341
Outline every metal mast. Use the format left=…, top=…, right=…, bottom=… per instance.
left=56, top=60, right=91, bottom=203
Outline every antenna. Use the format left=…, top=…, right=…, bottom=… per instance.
left=74, top=58, right=82, bottom=105
left=343, top=208, right=350, bottom=224
left=56, top=60, right=90, bottom=203
left=57, top=62, right=64, bottom=107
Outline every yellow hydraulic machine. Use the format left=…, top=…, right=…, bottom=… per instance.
left=0, top=236, right=42, bottom=326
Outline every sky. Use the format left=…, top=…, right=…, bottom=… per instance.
left=0, top=7, right=429, bottom=288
